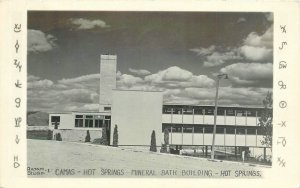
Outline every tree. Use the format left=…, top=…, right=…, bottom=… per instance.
left=150, top=130, right=157, bottom=152
left=56, top=133, right=62, bottom=141
left=100, top=126, right=108, bottom=145
left=112, top=124, right=118, bottom=147
left=85, top=130, right=91, bottom=142
left=160, top=128, right=169, bottom=153
left=259, top=92, right=273, bottom=147
left=47, top=130, right=53, bottom=140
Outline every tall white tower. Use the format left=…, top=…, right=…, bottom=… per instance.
left=99, top=54, right=117, bottom=112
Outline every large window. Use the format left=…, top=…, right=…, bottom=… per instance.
left=51, top=116, right=60, bottom=126
left=95, top=115, right=104, bottom=128
left=85, top=115, right=93, bottom=128
left=75, top=115, right=84, bottom=127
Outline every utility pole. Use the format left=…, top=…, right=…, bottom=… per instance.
left=211, top=74, right=228, bottom=160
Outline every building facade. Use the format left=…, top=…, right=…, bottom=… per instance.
left=49, top=54, right=272, bottom=158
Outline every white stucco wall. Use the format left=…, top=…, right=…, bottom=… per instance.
left=49, top=113, right=73, bottom=129
left=99, top=54, right=117, bottom=112
left=111, top=90, right=163, bottom=146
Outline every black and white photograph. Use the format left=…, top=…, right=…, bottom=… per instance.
left=26, top=11, right=274, bottom=178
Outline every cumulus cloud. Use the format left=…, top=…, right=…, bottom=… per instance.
left=128, top=68, right=151, bottom=76
left=28, top=73, right=100, bottom=112
left=240, top=26, right=273, bottom=61
left=117, top=74, right=144, bottom=88
left=28, top=30, right=57, bottom=52
left=190, top=45, right=241, bottom=67
left=71, top=18, right=110, bottom=30
left=203, top=51, right=241, bottom=67
left=190, top=26, right=273, bottom=65
left=220, top=62, right=273, bottom=87
left=145, top=66, right=214, bottom=88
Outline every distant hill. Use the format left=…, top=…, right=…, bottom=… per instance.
left=27, top=111, right=49, bottom=126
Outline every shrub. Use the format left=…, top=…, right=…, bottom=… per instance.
left=56, top=133, right=62, bottom=141
left=100, top=127, right=108, bottom=145
left=160, top=128, right=169, bottom=153
left=47, top=130, right=53, bottom=140
left=150, top=130, right=157, bottom=152
left=112, top=125, right=118, bottom=147
left=85, top=130, right=91, bottom=142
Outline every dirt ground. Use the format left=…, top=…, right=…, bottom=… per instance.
left=27, top=139, right=267, bottom=178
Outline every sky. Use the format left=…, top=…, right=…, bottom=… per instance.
left=27, top=11, right=273, bottom=112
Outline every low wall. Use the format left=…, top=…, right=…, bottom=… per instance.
left=53, top=129, right=102, bottom=142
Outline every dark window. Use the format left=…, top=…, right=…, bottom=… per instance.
left=247, top=128, right=256, bottom=135
left=226, top=127, right=235, bottom=134
left=194, top=126, right=204, bottom=133
left=85, top=119, right=93, bottom=128
left=204, top=107, right=214, bottom=115
left=51, top=116, right=60, bottom=128
left=216, top=127, right=225, bottom=134
left=173, top=106, right=182, bottom=114
left=217, top=108, right=225, bottom=116
left=51, top=116, right=60, bottom=123
left=162, top=106, right=173, bottom=114
left=183, top=125, right=193, bottom=133
left=236, top=128, right=245, bottom=134
left=226, top=109, right=235, bottom=116
left=162, top=124, right=172, bottom=132
left=204, top=126, right=213, bottom=133
left=85, top=115, right=93, bottom=119
left=75, top=119, right=83, bottom=127
left=104, top=106, right=111, bottom=111
left=182, top=106, right=193, bottom=114
left=246, top=109, right=257, bottom=117
left=172, top=125, right=182, bottom=132
left=76, top=115, right=83, bottom=118
left=95, top=119, right=104, bottom=128
left=105, top=116, right=111, bottom=120
left=236, top=109, right=245, bottom=117
left=193, top=107, right=203, bottom=115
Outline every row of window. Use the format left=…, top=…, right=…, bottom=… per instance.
left=162, top=124, right=270, bottom=135
left=74, top=115, right=111, bottom=128
left=162, top=106, right=271, bottom=117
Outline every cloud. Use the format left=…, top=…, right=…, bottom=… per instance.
left=190, top=45, right=241, bottom=67
left=240, top=26, right=273, bottom=61
left=189, top=45, right=216, bottom=56
left=203, top=51, right=241, bottom=67
left=190, top=26, right=273, bottom=65
left=220, top=62, right=273, bottom=87
left=145, top=66, right=214, bottom=88
left=239, top=46, right=272, bottom=61
left=128, top=68, right=151, bottom=76
left=28, top=79, right=54, bottom=89
left=117, top=74, right=144, bottom=88
left=243, top=26, right=273, bottom=48
left=237, top=17, right=246, bottom=23
left=28, top=74, right=100, bottom=112
left=28, top=30, right=57, bottom=52
left=71, top=18, right=110, bottom=30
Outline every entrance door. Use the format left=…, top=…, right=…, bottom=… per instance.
left=104, top=116, right=111, bottom=145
